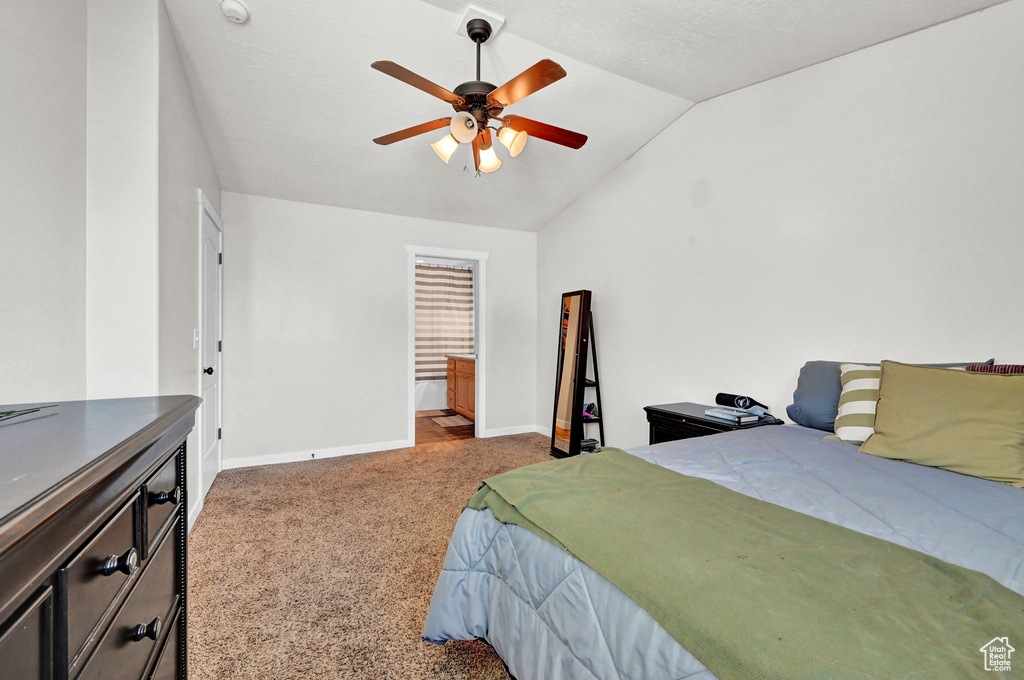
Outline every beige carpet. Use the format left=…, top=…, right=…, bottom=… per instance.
left=188, top=433, right=552, bottom=679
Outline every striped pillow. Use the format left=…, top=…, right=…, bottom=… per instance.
left=833, top=364, right=882, bottom=444
left=967, top=364, right=1024, bottom=375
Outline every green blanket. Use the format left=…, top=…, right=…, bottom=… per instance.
left=467, top=448, right=1024, bottom=680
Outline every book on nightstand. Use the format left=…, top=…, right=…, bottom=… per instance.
left=704, top=406, right=760, bottom=424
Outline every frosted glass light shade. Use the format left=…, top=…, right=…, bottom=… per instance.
left=497, top=126, right=528, bottom=157
left=478, top=145, right=502, bottom=173
left=431, top=134, right=460, bottom=164
left=450, top=112, right=478, bottom=143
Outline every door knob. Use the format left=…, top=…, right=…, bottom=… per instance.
left=203, top=367, right=215, bottom=375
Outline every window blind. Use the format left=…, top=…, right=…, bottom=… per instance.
left=415, top=265, right=474, bottom=382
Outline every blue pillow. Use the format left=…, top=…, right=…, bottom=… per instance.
left=786, top=358, right=995, bottom=431
left=787, top=361, right=845, bottom=431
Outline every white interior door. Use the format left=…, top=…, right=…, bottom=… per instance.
left=199, top=200, right=223, bottom=499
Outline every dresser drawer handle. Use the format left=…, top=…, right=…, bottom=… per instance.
left=131, top=617, right=161, bottom=642
left=149, top=486, right=180, bottom=506
left=102, top=548, right=138, bottom=576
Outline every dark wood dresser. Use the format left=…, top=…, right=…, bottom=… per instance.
left=0, top=396, right=200, bottom=680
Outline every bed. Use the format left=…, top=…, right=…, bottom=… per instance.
left=422, top=424, right=1024, bottom=679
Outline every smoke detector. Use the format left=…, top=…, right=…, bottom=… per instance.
left=221, top=0, right=251, bottom=24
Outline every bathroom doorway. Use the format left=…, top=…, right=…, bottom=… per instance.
left=405, top=245, right=489, bottom=443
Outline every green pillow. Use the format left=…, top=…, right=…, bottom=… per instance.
left=859, top=361, right=1024, bottom=487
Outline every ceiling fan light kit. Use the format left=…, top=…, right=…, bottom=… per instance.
left=371, top=18, right=587, bottom=175
left=497, top=125, right=527, bottom=157
left=431, top=134, right=460, bottom=164
left=449, top=112, right=478, bottom=143
left=477, top=130, right=502, bottom=173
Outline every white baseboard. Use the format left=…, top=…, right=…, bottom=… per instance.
left=535, top=425, right=552, bottom=437
left=221, top=438, right=415, bottom=470
left=482, top=424, right=544, bottom=438
left=187, top=495, right=204, bottom=533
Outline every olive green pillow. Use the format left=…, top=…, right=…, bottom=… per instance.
left=859, top=361, right=1024, bottom=487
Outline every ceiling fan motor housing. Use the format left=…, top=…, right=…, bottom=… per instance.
left=453, top=81, right=503, bottom=128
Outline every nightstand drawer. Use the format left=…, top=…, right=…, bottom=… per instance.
left=650, top=419, right=722, bottom=444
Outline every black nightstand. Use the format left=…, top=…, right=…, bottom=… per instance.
left=643, top=402, right=780, bottom=445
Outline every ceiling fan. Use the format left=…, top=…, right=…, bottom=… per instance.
left=371, top=18, right=587, bottom=174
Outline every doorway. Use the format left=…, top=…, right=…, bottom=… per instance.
left=198, top=191, right=223, bottom=502
left=405, top=245, right=489, bottom=443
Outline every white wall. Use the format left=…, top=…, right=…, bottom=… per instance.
left=537, top=1, right=1024, bottom=448
left=0, top=0, right=87, bottom=404
left=220, top=192, right=537, bottom=467
left=158, top=1, right=223, bottom=518
left=86, top=0, right=161, bottom=398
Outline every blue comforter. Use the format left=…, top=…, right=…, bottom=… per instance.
left=422, top=425, right=1024, bottom=679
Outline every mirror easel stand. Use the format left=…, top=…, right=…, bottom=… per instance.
left=584, top=310, right=605, bottom=449
left=550, top=290, right=604, bottom=458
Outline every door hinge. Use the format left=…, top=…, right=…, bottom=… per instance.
left=218, top=340, right=222, bottom=352
left=218, top=427, right=222, bottom=440
left=218, top=252, right=223, bottom=265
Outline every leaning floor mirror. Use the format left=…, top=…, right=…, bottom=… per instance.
left=550, top=289, right=592, bottom=458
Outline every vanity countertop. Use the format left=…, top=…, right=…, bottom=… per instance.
left=446, top=355, right=476, bottom=362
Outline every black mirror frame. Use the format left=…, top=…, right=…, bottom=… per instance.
left=550, top=289, right=592, bottom=458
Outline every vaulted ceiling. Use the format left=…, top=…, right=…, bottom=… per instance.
left=165, top=0, right=1007, bottom=231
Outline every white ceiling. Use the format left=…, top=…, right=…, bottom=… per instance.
left=419, top=0, right=1009, bottom=101
left=165, top=0, right=1007, bottom=232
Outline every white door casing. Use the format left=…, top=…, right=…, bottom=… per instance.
left=405, top=245, right=489, bottom=441
left=198, top=191, right=223, bottom=501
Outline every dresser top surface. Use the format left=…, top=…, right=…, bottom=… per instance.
left=0, top=396, right=199, bottom=521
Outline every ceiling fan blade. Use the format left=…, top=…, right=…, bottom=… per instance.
left=487, top=59, right=567, bottom=108
left=371, top=61, right=462, bottom=104
left=472, top=135, right=482, bottom=172
left=373, top=118, right=452, bottom=145
left=503, top=116, right=588, bottom=149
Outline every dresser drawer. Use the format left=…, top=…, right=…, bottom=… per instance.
left=62, top=493, right=140, bottom=668
left=148, top=607, right=180, bottom=680
left=143, top=452, right=180, bottom=556
left=77, top=520, right=178, bottom=680
left=0, top=587, right=52, bottom=680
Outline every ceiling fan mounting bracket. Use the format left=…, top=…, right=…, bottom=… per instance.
left=466, top=18, right=492, bottom=44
